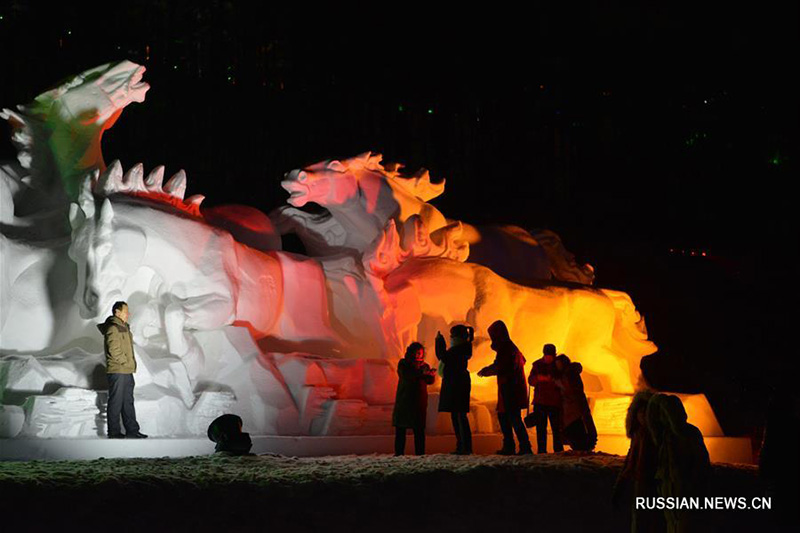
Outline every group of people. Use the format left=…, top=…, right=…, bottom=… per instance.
left=391, top=319, right=597, bottom=456
left=98, top=304, right=593, bottom=454
left=526, top=341, right=598, bottom=454
left=391, top=325, right=473, bottom=455
left=97, top=301, right=699, bottom=522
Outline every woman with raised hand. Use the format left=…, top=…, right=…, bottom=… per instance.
left=436, top=325, right=474, bottom=455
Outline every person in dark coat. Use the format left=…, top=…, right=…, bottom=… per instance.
left=392, top=342, right=436, bottom=455
left=97, top=301, right=147, bottom=439
left=528, top=344, right=563, bottom=453
left=613, top=390, right=663, bottom=533
left=554, top=354, right=597, bottom=451
left=647, top=393, right=711, bottom=533
left=436, top=325, right=474, bottom=454
left=477, top=320, right=532, bottom=455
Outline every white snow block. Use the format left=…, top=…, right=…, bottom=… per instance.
left=22, top=387, right=106, bottom=437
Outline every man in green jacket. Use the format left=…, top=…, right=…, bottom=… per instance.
left=98, top=301, right=147, bottom=439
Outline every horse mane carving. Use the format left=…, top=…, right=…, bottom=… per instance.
left=340, top=151, right=446, bottom=202
left=84, top=159, right=204, bottom=217
left=364, top=217, right=469, bottom=277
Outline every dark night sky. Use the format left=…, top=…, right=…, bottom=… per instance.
left=1, top=2, right=797, bottom=432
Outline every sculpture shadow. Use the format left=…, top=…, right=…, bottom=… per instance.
left=0, top=380, right=61, bottom=406
left=193, top=381, right=235, bottom=395
left=257, top=336, right=344, bottom=358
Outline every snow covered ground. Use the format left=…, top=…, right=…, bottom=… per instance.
left=0, top=433, right=754, bottom=463
left=0, top=452, right=769, bottom=532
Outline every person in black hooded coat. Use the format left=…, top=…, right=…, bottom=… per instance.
left=478, top=320, right=532, bottom=455
left=436, top=325, right=474, bottom=454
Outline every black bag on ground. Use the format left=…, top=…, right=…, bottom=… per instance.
left=524, top=409, right=543, bottom=428
left=207, top=413, right=253, bottom=455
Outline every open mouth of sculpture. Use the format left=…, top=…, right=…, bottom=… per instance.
left=131, top=67, right=146, bottom=89
left=128, top=66, right=150, bottom=102
left=281, top=180, right=309, bottom=206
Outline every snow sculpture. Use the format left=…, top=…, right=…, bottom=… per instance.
left=69, top=167, right=651, bottom=395
left=274, top=152, right=595, bottom=285
left=1, top=60, right=721, bottom=446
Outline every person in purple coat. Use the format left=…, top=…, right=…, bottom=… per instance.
left=554, top=354, right=597, bottom=451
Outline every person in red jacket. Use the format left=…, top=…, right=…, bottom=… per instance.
left=528, top=344, right=563, bottom=453
left=478, top=320, right=532, bottom=455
